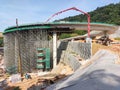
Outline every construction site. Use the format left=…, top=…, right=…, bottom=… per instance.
left=0, top=7, right=120, bottom=90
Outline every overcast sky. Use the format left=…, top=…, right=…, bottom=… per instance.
left=0, top=0, right=119, bottom=32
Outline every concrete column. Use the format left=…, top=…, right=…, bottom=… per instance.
left=86, top=37, right=92, bottom=58
left=53, top=32, right=57, bottom=68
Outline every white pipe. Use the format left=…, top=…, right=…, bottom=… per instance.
left=53, top=32, right=57, bottom=68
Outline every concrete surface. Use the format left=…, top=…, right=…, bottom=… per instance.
left=46, top=50, right=120, bottom=90
left=57, top=41, right=91, bottom=71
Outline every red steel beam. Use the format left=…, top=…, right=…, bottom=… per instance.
left=46, top=7, right=90, bottom=37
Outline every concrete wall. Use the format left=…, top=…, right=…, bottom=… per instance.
left=57, top=41, right=91, bottom=71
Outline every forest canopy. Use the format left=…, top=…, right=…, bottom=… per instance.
left=56, top=3, right=120, bottom=25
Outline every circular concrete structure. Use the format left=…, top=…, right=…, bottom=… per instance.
left=3, top=22, right=118, bottom=74
left=4, top=22, right=118, bottom=34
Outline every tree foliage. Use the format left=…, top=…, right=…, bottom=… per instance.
left=56, top=2, right=120, bottom=25
left=59, top=30, right=87, bottom=39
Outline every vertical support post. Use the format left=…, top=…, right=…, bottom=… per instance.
left=86, top=37, right=92, bottom=58
left=103, top=31, right=107, bottom=36
left=90, top=42, right=92, bottom=58
left=16, top=18, right=23, bottom=76
left=53, top=32, right=57, bottom=68
left=15, top=35, right=18, bottom=71
left=87, top=15, right=90, bottom=38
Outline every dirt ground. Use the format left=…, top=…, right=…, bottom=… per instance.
left=92, top=43, right=120, bottom=62
left=3, top=63, right=73, bottom=90
left=0, top=43, right=119, bottom=90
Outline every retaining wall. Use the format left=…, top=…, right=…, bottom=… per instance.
left=57, top=41, right=91, bottom=71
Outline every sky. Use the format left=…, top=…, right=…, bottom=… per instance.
left=0, top=0, right=120, bottom=32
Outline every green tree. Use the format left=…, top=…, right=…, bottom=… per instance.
left=56, top=2, right=120, bottom=25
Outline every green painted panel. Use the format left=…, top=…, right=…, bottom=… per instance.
left=4, top=21, right=117, bottom=34
left=36, top=64, right=44, bottom=69
left=3, top=25, right=52, bottom=34
left=37, top=60, right=45, bottom=63
left=45, top=48, right=50, bottom=69
left=36, top=48, right=50, bottom=70
left=37, top=53, right=44, bottom=57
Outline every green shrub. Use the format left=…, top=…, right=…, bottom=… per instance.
left=74, top=30, right=87, bottom=35
left=114, top=37, right=120, bottom=40
left=59, top=33, right=71, bottom=39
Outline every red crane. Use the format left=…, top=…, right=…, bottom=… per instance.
left=46, top=7, right=90, bottom=38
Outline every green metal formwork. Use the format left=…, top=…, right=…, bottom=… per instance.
left=36, top=48, right=50, bottom=70
left=37, top=59, right=45, bottom=63
left=45, top=48, right=50, bottom=69
left=7, top=66, right=17, bottom=74
left=37, top=64, right=44, bottom=69
left=37, top=53, right=44, bottom=57
left=36, top=48, right=45, bottom=69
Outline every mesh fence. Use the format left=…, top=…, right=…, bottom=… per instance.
left=4, top=29, right=52, bottom=74
left=4, top=32, right=16, bottom=74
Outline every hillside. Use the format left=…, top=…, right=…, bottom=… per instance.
left=56, top=2, right=120, bottom=25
